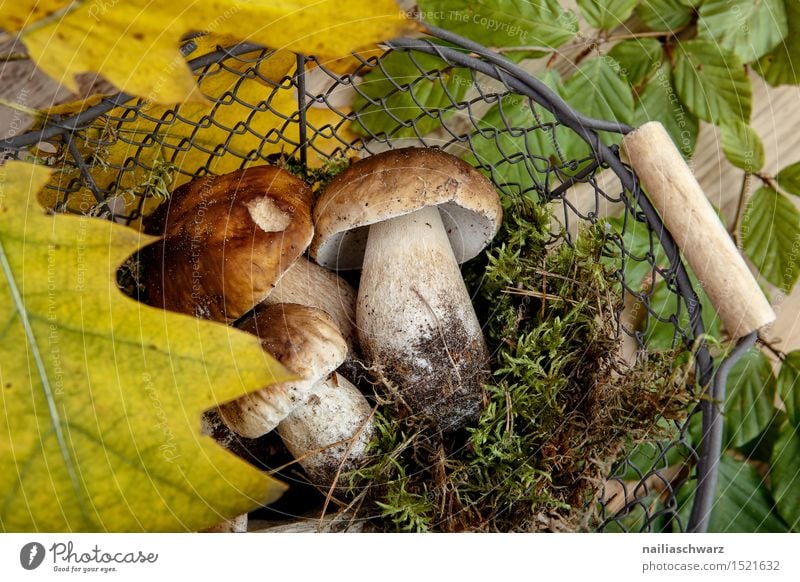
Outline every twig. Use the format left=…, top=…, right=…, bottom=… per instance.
left=604, top=30, right=677, bottom=42
left=15, top=2, right=83, bottom=36
left=730, top=172, right=752, bottom=243
left=503, top=286, right=580, bottom=304
left=757, top=333, right=787, bottom=362
left=319, top=405, right=378, bottom=524
left=0, top=97, right=44, bottom=119
left=755, top=171, right=778, bottom=190
left=0, top=52, right=30, bottom=62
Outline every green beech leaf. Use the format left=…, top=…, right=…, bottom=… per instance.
left=756, top=0, right=800, bottom=86
left=617, top=420, right=687, bottom=482
left=576, top=0, right=637, bottom=30
left=698, top=0, right=788, bottom=64
left=609, top=39, right=664, bottom=87
left=673, top=40, right=752, bottom=123
left=351, top=50, right=471, bottom=139
left=708, top=455, right=787, bottom=532
left=770, top=421, right=800, bottom=530
left=777, top=352, right=800, bottom=427
left=417, top=0, right=578, bottom=51
left=720, top=119, right=766, bottom=171
left=775, top=162, right=800, bottom=196
left=724, top=348, right=776, bottom=449
left=0, top=162, right=293, bottom=532
left=607, top=215, right=668, bottom=292
left=742, top=187, right=800, bottom=292
left=634, top=63, right=699, bottom=158
left=636, top=0, right=694, bottom=32
left=560, top=56, right=634, bottom=154
left=463, top=95, right=555, bottom=200
left=644, top=273, right=721, bottom=350
left=463, top=72, right=581, bottom=200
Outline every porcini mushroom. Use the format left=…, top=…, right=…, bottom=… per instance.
left=220, top=303, right=374, bottom=486
left=278, top=372, right=374, bottom=486
left=219, top=303, right=347, bottom=438
left=141, top=166, right=313, bottom=322
left=311, top=148, right=502, bottom=431
left=264, top=257, right=357, bottom=349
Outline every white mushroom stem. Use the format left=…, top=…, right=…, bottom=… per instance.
left=278, top=373, right=375, bottom=487
left=221, top=373, right=325, bottom=438
left=357, top=205, right=487, bottom=431
left=218, top=305, right=347, bottom=439
left=267, top=258, right=357, bottom=348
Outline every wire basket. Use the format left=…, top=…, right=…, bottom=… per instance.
left=2, top=26, right=747, bottom=532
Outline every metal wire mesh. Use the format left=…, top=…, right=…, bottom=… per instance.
left=1, top=31, right=721, bottom=532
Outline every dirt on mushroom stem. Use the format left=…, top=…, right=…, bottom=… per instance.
left=368, top=304, right=488, bottom=432
left=343, top=196, right=694, bottom=532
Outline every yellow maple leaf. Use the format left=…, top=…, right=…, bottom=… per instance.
left=3, top=0, right=415, bottom=103
left=0, top=161, right=296, bottom=531
left=39, top=49, right=355, bottom=225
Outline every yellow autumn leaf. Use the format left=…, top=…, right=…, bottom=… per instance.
left=3, top=0, right=414, bottom=103
left=0, top=161, right=295, bottom=531
left=40, top=50, right=356, bottom=225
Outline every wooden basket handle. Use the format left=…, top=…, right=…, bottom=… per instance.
left=620, top=122, right=775, bottom=339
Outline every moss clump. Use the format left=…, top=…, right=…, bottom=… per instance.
left=346, top=196, right=692, bottom=532
left=276, top=153, right=350, bottom=191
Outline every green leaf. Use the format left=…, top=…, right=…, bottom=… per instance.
left=720, top=119, right=766, bottom=171
left=724, top=348, right=777, bottom=449
left=609, top=39, right=664, bottom=87
left=698, top=0, right=788, bottom=64
left=777, top=351, right=800, bottom=427
left=576, top=0, right=637, bottom=30
left=634, top=63, right=699, bottom=158
left=708, top=454, right=787, bottom=532
left=770, top=420, right=800, bottom=530
left=742, top=187, right=800, bottom=292
left=636, top=0, right=694, bottom=32
left=775, top=161, right=800, bottom=196
left=463, top=72, right=573, bottom=200
left=673, top=40, right=753, bottom=123
left=756, top=0, right=800, bottom=86
left=644, top=273, right=721, bottom=349
left=6, top=0, right=412, bottom=104
left=417, top=0, right=578, bottom=50
left=0, top=162, right=293, bottom=531
left=606, top=214, right=668, bottom=292
left=560, top=56, right=634, bottom=152
left=351, top=50, right=471, bottom=139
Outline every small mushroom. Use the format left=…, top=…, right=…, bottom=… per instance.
left=141, top=166, right=313, bottom=322
left=311, top=148, right=502, bottom=431
left=220, top=303, right=374, bottom=486
left=278, top=372, right=374, bottom=486
left=219, top=303, right=347, bottom=438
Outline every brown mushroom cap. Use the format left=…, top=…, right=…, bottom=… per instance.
left=218, top=303, right=348, bottom=438
left=310, top=148, right=502, bottom=270
left=141, top=166, right=313, bottom=322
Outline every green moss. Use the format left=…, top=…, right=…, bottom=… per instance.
left=278, top=153, right=350, bottom=191
left=347, top=195, right=692, bottom=532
